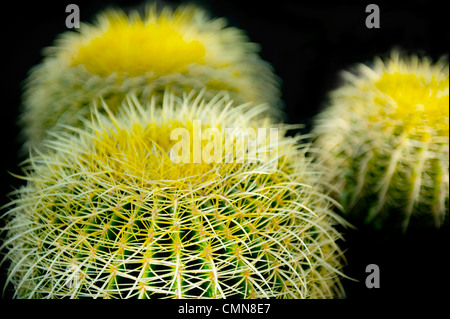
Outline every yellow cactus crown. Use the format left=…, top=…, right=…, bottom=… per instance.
left=344, top=50, right=449, bottom=137
left=54, top=4, right=254, bottom=78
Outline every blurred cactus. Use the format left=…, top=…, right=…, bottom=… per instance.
left=313, top=51, right=449, bottom=230
left=20, top=4, right=281, bottom=152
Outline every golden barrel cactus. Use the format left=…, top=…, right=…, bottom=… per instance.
left=2, top=93, right=347, bottom=298
left=313, top=51, right=449, bottom=230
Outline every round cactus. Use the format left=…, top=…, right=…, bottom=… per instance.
left=20, top=3, right=281, bottom=151
left=313, top=51, right=449, bottom=230
left=2, top=93, right=347, bottom=299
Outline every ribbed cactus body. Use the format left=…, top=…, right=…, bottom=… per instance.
left=21, top=4, right=281, bottom=151
left=313, top=51, right=449, bottom=230
left=3, top=94, right=347, bottom=298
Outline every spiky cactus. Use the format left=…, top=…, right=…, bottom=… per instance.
left=20, top=3, right=281, bottom=151
left=2, top=92, right=347, bottom=299
left=313, top=51, right=449, bottom=230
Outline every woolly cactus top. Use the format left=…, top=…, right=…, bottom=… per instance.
left=3, top=93, right=347, bottom=298
left=352, top=53, right=449, bottom=136
left=70, top=6, right=230, bottom=77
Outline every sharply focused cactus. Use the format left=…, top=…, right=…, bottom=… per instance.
left=20, top=4, right=281, bottom=151
left=2, top=92, right=347, bottom=299
left=313, top=51, right=449, bottom=230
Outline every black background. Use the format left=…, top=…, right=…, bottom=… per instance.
left=0, top=0, right=448, bottom=311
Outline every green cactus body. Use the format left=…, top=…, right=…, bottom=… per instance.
left=21, top=4, right=281, bottom=151
left=313, top=51, right=449, bottom=230
left=2, top=93, right=347, bottom=298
